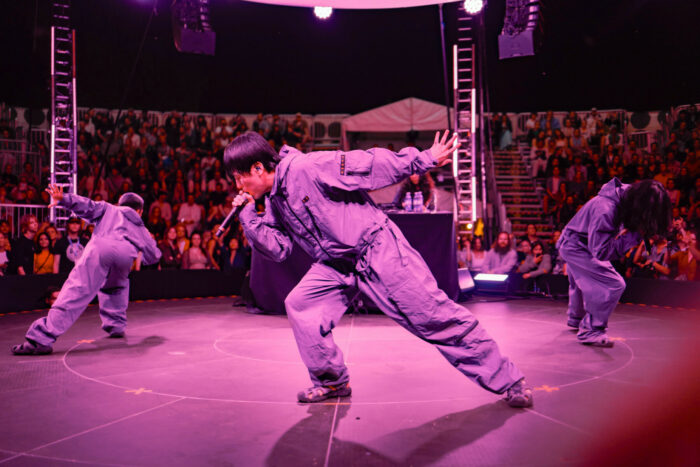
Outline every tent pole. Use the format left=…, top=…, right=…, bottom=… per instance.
left=438, top=4, right=452, bottom=132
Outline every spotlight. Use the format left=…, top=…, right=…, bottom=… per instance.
left=463, top=0, right=484, bottom=14
left=314, top=6, right=332, bottom=19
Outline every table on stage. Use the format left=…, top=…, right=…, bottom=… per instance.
left=249, top=212, right=459, bottom=314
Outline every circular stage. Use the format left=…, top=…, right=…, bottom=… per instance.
left=1, top=297, right=698, bottom=466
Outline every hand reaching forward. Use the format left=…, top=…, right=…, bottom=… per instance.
left=430, top=130, right=461, bottom=167
left=45, top=184, right=64, bottom=208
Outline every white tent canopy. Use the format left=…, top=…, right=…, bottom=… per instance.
left=243, top=1, right=456, bottom=9
left=341, top=97, right=449, bottom=150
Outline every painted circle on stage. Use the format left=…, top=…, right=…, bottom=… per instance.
left=60, top=309, right=637, bottom=405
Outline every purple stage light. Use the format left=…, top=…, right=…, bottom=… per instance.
left=463, top=0, right=484, bottom=14
left=314, top=6, right=332, bottom=19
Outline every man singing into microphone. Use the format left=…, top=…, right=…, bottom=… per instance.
left=12, top=185, right=161, bottom=355
left=224, top=131, right=533, bottom=407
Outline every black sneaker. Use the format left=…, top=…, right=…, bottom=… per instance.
left=12, top=341, right=53, bottom=356
left=297, top=383, right=351, bottom=403
left=505, top=379, right=533, bottom=408
left=108, top=331, right=125, bottom=338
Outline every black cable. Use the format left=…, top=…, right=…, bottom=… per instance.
left=90, top=0, right=158, bottom=199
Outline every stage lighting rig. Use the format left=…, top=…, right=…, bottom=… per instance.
left=463, top=0, right=485, bottom=14
left=172, top=0, right=216, bottom=55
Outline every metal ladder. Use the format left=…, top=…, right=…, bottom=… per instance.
left=50, top=0, right=77, bottom=229
left=452, top=6, right=477, bottom=231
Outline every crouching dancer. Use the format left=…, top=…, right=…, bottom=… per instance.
left=557, top=179, right=671, bottom=347
left=225, top=131, right=532, bottom=407
left=12, top=185, right=161, bottom=355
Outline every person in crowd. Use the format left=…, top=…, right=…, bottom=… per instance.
left=182, top=231, right=210, bottom=270
left=177, top=194, right=203, bottom=236
left=8, top=213, right=37, bottom=275
left=516, top=241, right=552, bottom=289
left=483, top=231, right=518, bottom=274
left=669, top=230, right=698, bottom=281
left=456, top=234, right=469, bottom=268
left=631, top=235, right=671, bottom=279
left=146, top=205, right=167, bottom=241
left=220, top=235, right=249, bottom=274
left=467, top=236, right=487, bottom=272
left=33, top=232, right=55, bottom=274
left=0, top=231, right=9, bottom=276
left=521, top=224, right=539, bottom=245
left=206, top=225, right=224, bottom=270
left=174, top=223, right=190, bottom=255
left=557, top=179, right=672, bottom=348
left=149, top=191, right=173, bottom=226
left=515, top=239, right=531, bottom=265
left=666, top=178, right=681, bottom=207
left=53, top=217, right=86, bottom=275
left=158, top=226, right=182, bottom=269
left=12, top=186, right=161, bottom=355
left=393, top=172, right=436, bottom=211
left=225, top=130, right=532, bottom=407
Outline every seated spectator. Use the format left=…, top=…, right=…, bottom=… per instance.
left=159, top=226, right=182, bottom=270
left=146, top=206, right=167, bottom=241
left=467, top=236, right=486, bottom=272
left=33, top=232, right=54, bottom=275
left=516, top=239, right=531, bottom=265
left=529, top=136, right=548, bottom=177
left=483, top=231, right=517, bottom=274
left=53, top=217, right=86, bottom=274
left=0, top=231, right=8, bottom=276
left=516, top=241, right=552, bottom=281
left=520, top=223, right=539, bottom=245
left=182, top=232, right=210, bottom=270
left=653, top=163, right=672, bottom=187
left=543, top=168, right=565, bottom=218
left=568, top=171, right=586, bottom=202
left=456, top=234, right=469, bottom=268
left=149, top=192, right=173, bottom=226
left=174, top=223, right=190, bottom=255
left=8, top=213, right=37, bottom=275
left=220, top=235, right=248, bottom=274
left=668, top=230, right=698, bottom=280
left=177, top=194, right=203, bottom=236
left=666, top=178, right=681, bottom=207
left=557, top=195, right=578, bottom=226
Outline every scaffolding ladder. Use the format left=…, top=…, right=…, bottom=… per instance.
left=50, top=0, right=77, bottom=229
left=452, top=6, right=477, bottom=231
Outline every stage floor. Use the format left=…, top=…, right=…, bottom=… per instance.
left=1, top=297, right=698, bottom=466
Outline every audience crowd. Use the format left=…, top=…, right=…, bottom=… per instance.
left=0, top=105, right=698, bottom=286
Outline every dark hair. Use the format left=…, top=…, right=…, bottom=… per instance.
left=36, top=231, right=50, bottom=247
left=619, top=180, right=672, bottom=236
left=224, top=131, right=280, bottom=177
left=531, top=241, right=545, bottom=253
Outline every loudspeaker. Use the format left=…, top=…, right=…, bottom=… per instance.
left=498, top=30, right=535, bottom=59
left=173, top=27, right=216, bottom=56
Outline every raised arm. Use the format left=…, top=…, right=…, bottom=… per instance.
left=47, top=184, right=107, bottom=224
left=312, top=130, right=459, bottom=191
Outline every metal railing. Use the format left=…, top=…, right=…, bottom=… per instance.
left=0, top=139, right=43, bottom=181
left=0, top=204, right=71, bottom=237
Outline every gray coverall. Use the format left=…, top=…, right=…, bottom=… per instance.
left=239, top=146, right=524, bottom=394
left=556, top=178, right=641, bottom=340
left=25, top=194, right=161, bottom=346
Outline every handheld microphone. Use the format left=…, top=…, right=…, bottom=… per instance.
left=215, top=199, right=249, bottom=238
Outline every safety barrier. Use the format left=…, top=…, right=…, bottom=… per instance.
left=0, top=204, right=71, bottom=237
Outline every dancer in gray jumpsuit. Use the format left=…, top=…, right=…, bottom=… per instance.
left=557, top=179, right=671, bottom=347
left=226, top=131, right=532, bottom=407
left=12, top=185, right=161, bottom=355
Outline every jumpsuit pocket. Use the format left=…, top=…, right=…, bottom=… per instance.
left=302, top=197, right=324, bottom=239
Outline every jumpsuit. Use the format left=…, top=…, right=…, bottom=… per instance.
left=25, top=194, right=161, bottom=347
left=238, top=145, right=525, bottom=393
left=556, top=178, right=641, bottom=340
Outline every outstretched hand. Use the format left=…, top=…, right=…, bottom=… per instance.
left=45, top=184, right=64, bottom=208
left=430, top=130, right=460, bottom=167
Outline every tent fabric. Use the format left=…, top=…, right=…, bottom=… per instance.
left=341, top=97, right=449, bottom=149
left=242, top=1, right=456, bottom=10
